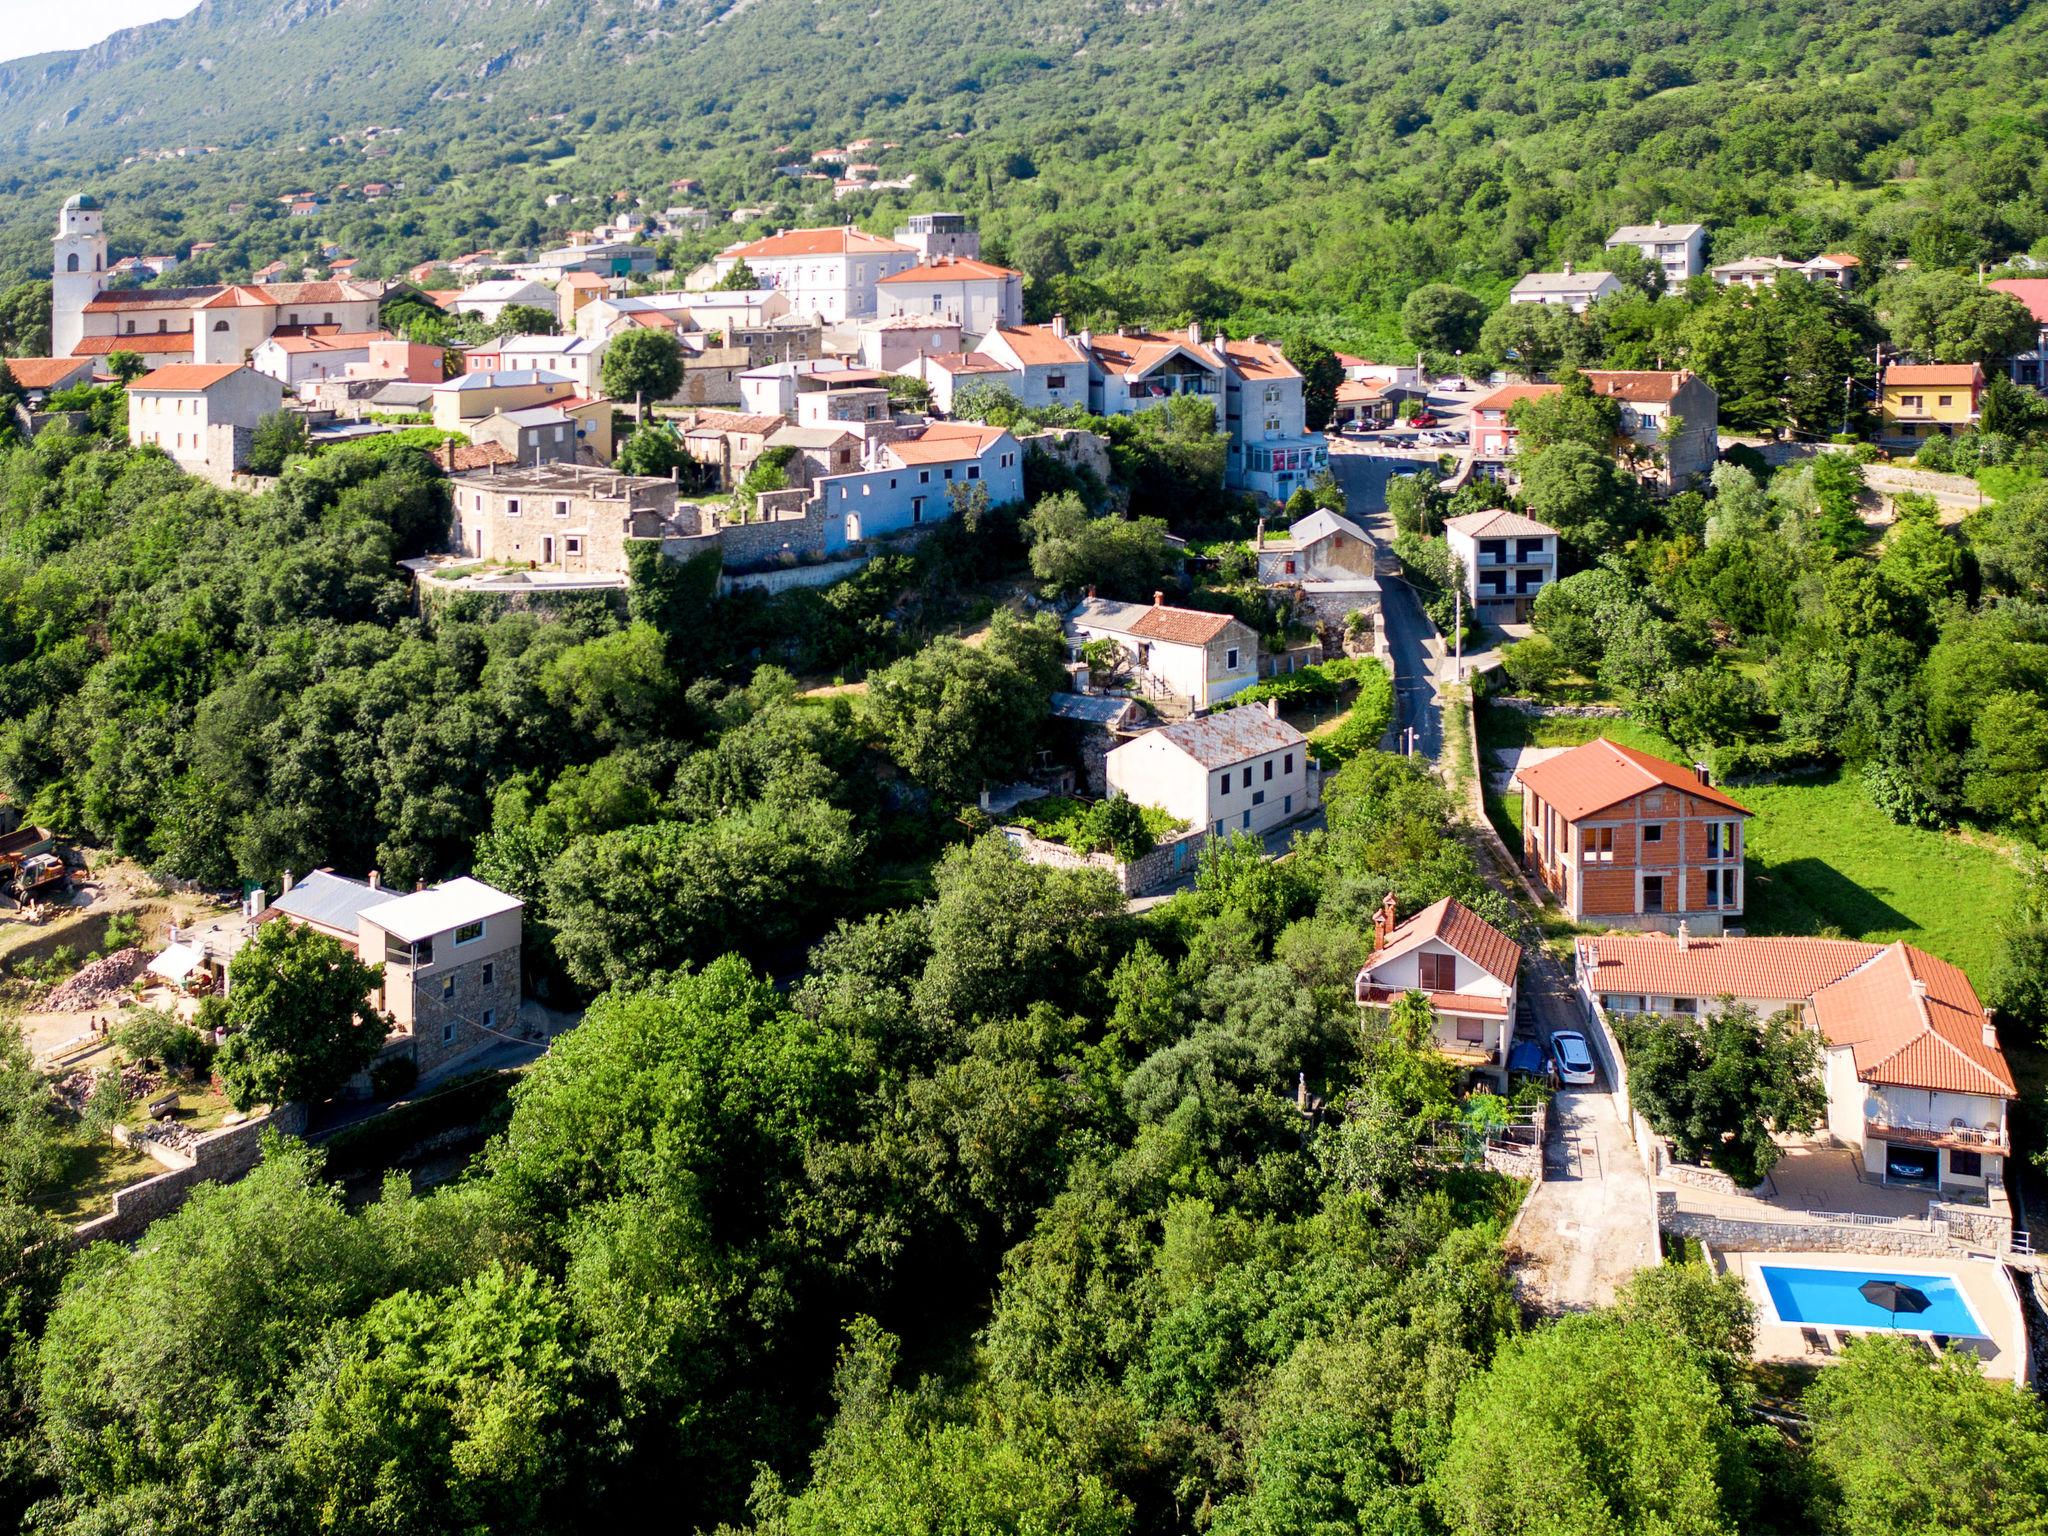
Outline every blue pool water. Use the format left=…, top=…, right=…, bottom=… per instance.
left=1759, top=1265, right=1984, bottom=1335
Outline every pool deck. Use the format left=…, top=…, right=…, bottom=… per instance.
left=1714, top=1249, right=2028, bottom=1383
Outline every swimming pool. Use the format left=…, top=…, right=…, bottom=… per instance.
left=1758, top=1265, right=1985, bottom=1336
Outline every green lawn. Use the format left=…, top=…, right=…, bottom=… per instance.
left=1736, top=771, right=2026, bottom=987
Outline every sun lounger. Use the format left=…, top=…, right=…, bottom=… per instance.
left=1833, top=1329, right=1855, bottom=1352
left=1931, top=1334, right=1950, bottom=1352
left=1800, top=1326, right=1828, bottom=1354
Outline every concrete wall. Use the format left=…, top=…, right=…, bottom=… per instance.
left=72, top=1102, right=309, bottom=1246
left=723, top=556, right=871, bottom=595
left=1657, top=1191, right=1983, bottom=1259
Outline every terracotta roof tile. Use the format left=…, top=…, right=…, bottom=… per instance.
left=723, top=227, right=913, bottom=260
left=1885, top=363, right=1983, bottom=387
left=2, top=357, right=93, bottom=390
left=1374, top=897, right=1522, bottom=987
left=1581, top=369, right=1695, bottom=404
left=883, top=421, right=1008, bottom=466
left=878, top=257, right=1022, bottom=284
left=1990, top=278, right=2048, bottom=324
left=1515, top=738, right=1750, bottom=821
left=1470, top=382, right=1560, bottom=416
left=71, top=334, right=193, bottom=356
left=129, top=363, right=248, bottom=392
left=982, top=323, right=1087, bottom=368
left=1444, top=508, right=1558, bottom=539
left=1577, top=933, right=1880, bottom=1006
left=1214, top=337, right=1299, bottom=381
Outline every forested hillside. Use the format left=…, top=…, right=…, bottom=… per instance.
left=0, top=0, right=2045, bottom=349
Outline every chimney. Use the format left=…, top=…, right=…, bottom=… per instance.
left=281, top=869, right=295, bottom=893
left=367, top=869, right=380, bottom=890
left=1050, top=313, right=1067, bottom=339
left=1153, top=590, right=1164, bottom=606
left=1693, top=762, right=1711, bottom=786
left=1562, top=260, right=1575, bottom=276
left=1078, top=328, right=1093, bottom=353
left=1296, top=1071, right=1308, bottom=1112
left=1372, top=889, right=1397, bottom=949
left=1255, top=517, right=1267, bottom=548
left=1267, top=697, right=1281, bottom=718
left=1984, top=1005, right=2000, bottom=1049
left=1912, top=976, right=1929, bottom=999
left=1188, top=320, right=1203, bottom=346
left=1675, top=920, right=1689, bottom=952
left=1085, top=583, right=1096, bottom=599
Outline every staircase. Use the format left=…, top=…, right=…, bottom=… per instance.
left=1129, top=669, right=1195, bottom=719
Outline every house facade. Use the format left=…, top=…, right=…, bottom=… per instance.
left=817, top=422, right=1024, bottom=551
left=1508, top=267, right=1622, bottom=312
left=1355, top=893, right=1522, bottom=1089
left=1253, top=508, right=1381, bottom=643
left=876, top=256, right=1025, bottom=337
left=448, top=279, right=559, bottom=325
left=127, top=363, right=285, bottom=480
left=430, top=369, right=577, bottom=430
left=1215, top=335, right=1328, bottom=502
left=1069, top=594, right=1261, bottom=711
left=1881, top=362, right=1984, bottom=442
left=1988, top=278, right=2048, bottom=389
left=1516, top=737, right=1752, bottom=932
left=1580, top=368, right=1721, bottom=490
left=496, top=335, right=607, bottom=394
left=971, top=320, right=1091, bottom=409
left=1577, top=932, right=2016, bottom=1197
left=1467, top=381, right=1560, bottom=473
left=893, top=211, right=981, bottom=262
left=711, top=226, right=919, bottom=322
left=251, top=330, right=394, bottom=389
left=1604, top=223, right=1706, bottom=288
left=448, top=462, right=679, bottom=572
left=1104, top=705, right=1316, bottom=841
left=1443, top=509, right=1559, bottom=622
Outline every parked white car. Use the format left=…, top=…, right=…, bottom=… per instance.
left=1551, top=1030, right=1597, bottom=1087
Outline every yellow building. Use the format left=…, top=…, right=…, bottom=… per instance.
left=430, top=369, right=578, bottom=431
left=1880, top=362, right=1983, bottom=441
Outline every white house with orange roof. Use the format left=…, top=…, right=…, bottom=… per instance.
left=1990, top=277, right=2048, bottom=389
left=1576, top=930, right=2018, bottom=1197
left=900, top=351, right=1020, bottom=413
left=251, top=330, right=398, bottom=389
left=876, top=255, right=1025, bottom=337
left=1068, top=592, right=1262, bottom=710
left=1355, top=892, right=1523, bottom=1088
left=970, top=319, right=1091, bottom=408
left=126, top=363, right=285, bottom=480
left=1213, top=333, right=1326, bottom=501
left=815, top=421, right=1024, bottom=550
left=1468, top=380, right=1561, bottom=473
left=711, top=226, right=918, bottom=322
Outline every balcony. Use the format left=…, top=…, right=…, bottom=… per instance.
left=1865, top=1112, right=2008, bottom=1152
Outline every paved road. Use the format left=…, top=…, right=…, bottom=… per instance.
left=1328, top=445, right=1445, bottom=760
left=1508, top=951, right=1659, bottom=1311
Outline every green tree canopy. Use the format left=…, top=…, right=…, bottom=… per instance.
left=215, top=918, right=389, bottom=1109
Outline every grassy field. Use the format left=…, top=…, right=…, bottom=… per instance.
left=1736, top=771, right=2025, bottom=987
left=1473, top=701, right=2027, bottom=985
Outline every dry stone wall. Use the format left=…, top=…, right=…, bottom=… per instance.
left=72, top=1102, right=308, bottom=1246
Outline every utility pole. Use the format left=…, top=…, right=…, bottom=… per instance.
left=1453, top=584, right=1463, bottom=682
left=1841, top=372, right=1852, bottom=438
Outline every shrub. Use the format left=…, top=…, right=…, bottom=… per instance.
left=1500, top=635, right=1563, bottom=694
left=115, top=1011, right=216, bottom=1078
left=370, top=1055, right=419, bottom=1100
left=1707, top=737, right=1832, bottom=784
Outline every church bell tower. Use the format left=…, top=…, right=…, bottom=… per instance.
left=51, top=193, right=108, bottom=358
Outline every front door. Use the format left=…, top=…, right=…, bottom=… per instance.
left=541, top=535, right=555, bottom=564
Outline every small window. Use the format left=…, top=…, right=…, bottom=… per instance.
left=965, top=465, right=980, bottom=480
left=1951, top=1149, right=1984, bottom=1178
left=1642, top=875, right=1665, bottom=913
left=1241, top=768, right=1252, bottom=789
left=441, top=976, right=455, bottom=1000
left=453, top=920, right=484, bottom=945
left=1241, top=810, right=1251, bottom=829
left=1419, top=952, right=1456, bottom=990
left=1213, top=819, right=1224, bottom=837
left=1263, top=760, right=1273, bottom=781
left=1225, top=647, right=1240, bottom=669
left=506, top=499, right=521, bottom=517
left=1642, top=823, right=1664, bottom=844
left=481, top=1008, right=495, bottom=1032
left=442, top=1020, right=456, bottom=1044
left=1218, top=774, right=1230, bottom=797
left=1283, top=753, right=1294, bottom=773
left=481, top=961, right=495, bottom=987
left=911, top=496, right=925, bottom=523
left=555, top=499, right=570, bottom=517
left=1456, top=1017, right=1487, bottom=1043
left=1252, top=789, right=1265, bottom=806
left=919, top=470, right=931, bottom=484
left=565, top=537, right=583, bottom=555
left=1671, top=997, right=1697, bottom=1015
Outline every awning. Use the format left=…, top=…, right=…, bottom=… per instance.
left=148, top=942, right=204, bottom=983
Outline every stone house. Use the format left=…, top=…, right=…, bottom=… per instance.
left=126, top=362, right=285, bottom=481
left=1580, top=368, right=1720, bottom=490
left=1253, top=508, right=1381, bottom=646
left=449, top=462, right=684, bottom=573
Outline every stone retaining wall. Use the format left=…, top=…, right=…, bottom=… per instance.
left=1659, top=1154, right=1770, bottom=1198
left=1658, top=1192, right=1959, bottom=1258
left=72, top=1102, right=308, bottom=1247
left=724, top=556, right=872, bottom=595
left=1002, top=824, right=1211, bottom=897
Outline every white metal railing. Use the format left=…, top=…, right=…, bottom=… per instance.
left=1865, top=1111, right=2008, bottom=1149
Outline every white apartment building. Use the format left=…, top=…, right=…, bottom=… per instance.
left=1604, top=222, right=1707, bottom=288
left=876, top=256, right=1025, bottom=338
left=1444, top=508, right=1559, bottom=622
left=127, top=363, right=285, bottom=480
left=711, top=226, right=919, bottom=322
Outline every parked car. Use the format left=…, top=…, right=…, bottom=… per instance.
left=1551, top=1030, right=1597, bottom=1086
left=1409, top=410, right=1438, bottom=427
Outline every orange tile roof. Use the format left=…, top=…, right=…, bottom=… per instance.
left=262, top=330, right=394, bottom=354
left=1581, top=369, right=1693, bottom=404
left=878, top=256, right=1022, bottom=284
left=884, top=421, right=1008, bottom=465
left=1336, top=379, right=1389, bottom=401
left=197, top=284, right=279, bottom=310
left=82, top=287, right=224, bottom=313
left=1810, top=943, right=2014, bottom=1097
left=1885, top=363, right=1982, bottom=388
left=723, top=226, right=913, bottom=259
left=925, top=353, right=1015, bottom=376
left=1376, top=897, right=1522, bottom=986
left=1470, top=382, right=1560, bottom=416
left=432, top=440, right=519, bottom=472
left=1577, top=933, right=1882, bottom=1007
left=1088, top=329, right=1217, bottom=377
left=1128, top=604, right=1236, bottom=645
left=623, top=310, right=682, bottom=331
left=266, top=280, right=376, bottom=306
left=72, top=334, right=193, bottom=356
left=129, top=363, right=248, bottom=392
left=1579, top=933, right=2015, bottom=1098
left=1214, top=336, right=1299, bottom=381
left=1990, top=278, right=2048, bottom=324
left=1444, top=508, right=1557, bottom=539
left=984, top=323, right=1085, bottom=368
left=1515, top=737, right=1751, bottom=821
left=3, top=357, right=92, bottom=389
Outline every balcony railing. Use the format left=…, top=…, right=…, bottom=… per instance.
left=1866, top=1113, right=2008, bottom=1151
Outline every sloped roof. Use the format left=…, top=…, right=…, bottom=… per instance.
left=1576, top=933, right=1882, bottom=1006
left=270, top=869, right=389, bottom=933
left=1608, top=222, right=1704, bottom=242
left=72, top=334, right=192, bottom=356
left=1282, top=508, right=1370, bottom=546
left=1444, top=508, right=1558, bottom=539
left=1470, top=382, right=1560, bottom=416
left=1214, top=336, right=1299, bottom=381
left=878, top=256, right=1022, bottom=284
left=82, top=286, right=225, bottom=313
left=197, top=284, right=281, bottom=310
left=723, top=227, right=912, bottom=259
left=260, top=330, right=392, bottom=355
left=1336, top=379, right=1389, bottom=401
left=1510, top=270, right=1619, bottom=297
left=1132, top=708, right=1306, bottom=769
left=1989, top=277, right=2048, bottom=324
left=1810, top=943, right=2015, bottom=1097
left=1514, top=737, right=1750, bottom=820
left=1885, top=363, right=1983, bottom=388
left=359, top=876, right=521, bottom=943
left=1372, top=897, right=1522, bottom=986
left=923, top=352, right=1016, bottom=378
left=1072, top=595, right=1239, bottom=646
left=1581, top=369, right=1694, bottom=404
left=128, top=363, right=248, bottom=392
left=883, top=421, right=1009, bottom=466
left=982, top=323, right=1087, bottom=368
left=3, top=357, right=92, bottom=390
left=439, top=369, right=569, bottom=391
left=1087, top=329, right=1218, bottom=378
left=266, top=280, right=378, bottom=305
